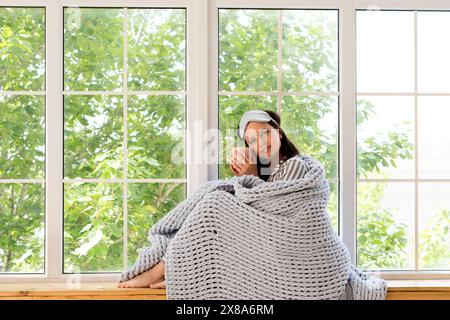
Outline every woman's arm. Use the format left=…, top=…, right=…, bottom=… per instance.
left=269, top=158, right=310, bottom=181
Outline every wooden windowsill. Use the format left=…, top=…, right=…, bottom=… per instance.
left=0, top=280, right=449, bottom=300
left=385, top=280, right=450, bottom=300
left=0, top=282, right=166, bottom=300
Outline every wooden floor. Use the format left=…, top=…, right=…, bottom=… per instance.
left=0, top=280, right=449, bottom=300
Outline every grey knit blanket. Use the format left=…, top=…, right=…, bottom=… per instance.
left=120, top=154, right=387, bottom=300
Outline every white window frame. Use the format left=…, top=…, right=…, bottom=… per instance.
left=1, top=0, right=449, bottom=283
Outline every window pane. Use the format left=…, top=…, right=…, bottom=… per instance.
left=357, top=182, right=414, bottom=270
left=356, top=11, right=414, bottom=93
left=127, top=95, right=185, bottom=179
left=127, top=182, right=185, bottom=267
left=0, top=183, right=44, bottom=273
left=418, top=12, right=450, bottom=93
left=64, top=95, right=123, bottom=179
left=0, top=95, right=45, bottom=179
left=418, top=97, right=450, bottom=179
left=0, top=8, right=45, bottom=91
left=218, top=95, right=277, bottom=179
left=282, top=96, right=338, bottom=179
left=128, top=9, right=185, bottom=91
left=357, top=96, right=415, bottom=179
left=0, top=7, right=45, bottom=274
left=64, top=182, right=123, bottom=273
left=219, top=9, right=278, bottom=92
left=419, top=183, right=450, bottom=270
left=282, top=10, right=338, bottom=92
left=64, top=8, right=123, bottom=91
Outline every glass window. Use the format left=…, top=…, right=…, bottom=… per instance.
left=0, top=7, right=46, bottom=273
left=357, top=10, right=450, bottom=271
left=63, top=7, right=186, bottom=273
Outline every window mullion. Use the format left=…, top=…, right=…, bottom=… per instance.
left=122, top=7, right=129, bottom=274
left=187, top=0, right=209, bottom=195
left=45, top=1, right=64, bottom=280
left=413, top=10, right=419, bottom=272
left=340, top=0, right=357, bottom=265
left=207, top=1, right=219, bottom=181
left=277, top=10, right=283, bottom=115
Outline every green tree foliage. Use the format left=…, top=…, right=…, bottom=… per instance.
left=0, top=8, right=45, bottom=91
left=0, top=8, right=45, bottom=273
left=357, top=181, right=410, bottom=270
left=64, top=183, right=123, bottom=272
left=419, top=209, right=450, bottom=269
left=0, top=8, right=448, bottom=273
left=64, top=8, right=123, bottom=91
left=0, top=8, right=187, bottom=273
left=62, top=8, right=187, bottom=272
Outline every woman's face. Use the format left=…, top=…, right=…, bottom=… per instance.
left=244, top=122, right=282, bottom=163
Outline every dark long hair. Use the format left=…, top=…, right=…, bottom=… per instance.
left=242, top=109, right=300, bottom=181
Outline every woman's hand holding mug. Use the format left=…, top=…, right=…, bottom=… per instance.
left=229, top=147, right=258, bottom=177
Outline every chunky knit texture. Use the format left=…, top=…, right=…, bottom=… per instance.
left=120, top=154, right=387, bottom=300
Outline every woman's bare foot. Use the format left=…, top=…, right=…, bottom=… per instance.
left=149, top=279, right=166, bottom=289
left=117, top=261, right=165, bottom=288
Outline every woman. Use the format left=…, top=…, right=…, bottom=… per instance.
left=117, top=109, right=309, bottom=289
left=230, top=109, right=310, bottom=183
